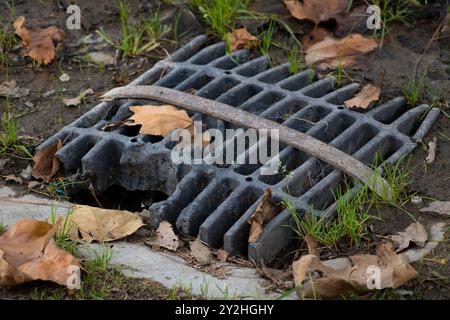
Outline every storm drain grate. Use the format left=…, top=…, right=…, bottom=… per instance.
left=39, top=35, right=440, bottom=263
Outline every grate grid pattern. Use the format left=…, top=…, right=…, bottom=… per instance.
left=39, top=35, right=440, bottom=262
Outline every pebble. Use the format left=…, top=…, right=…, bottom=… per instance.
left=411, top=196, right=423, bottom=206
left=59, top=73, right=71, bottom=82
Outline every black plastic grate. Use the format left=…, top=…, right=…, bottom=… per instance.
left=39, top=35, right=440, bottom=263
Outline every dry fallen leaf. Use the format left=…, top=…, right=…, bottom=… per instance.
left=0, top=80, right=30, bottom=98
left=304, top=234, right=320, bottom=257
left=386, top=222, right=427, bottom=252
left=216, top=249, right=230, bottom=263
left=344, top=84, right=381, bottom=109
left=293, top=241, right=418, bottom=299
left=0, top=219, right=80, bottom=286
left=426, top=137, right=437, bottom=164
left=13, top=16, right=65, bottom=65
left=226, top=28, right=260, bottom=52
left=151, top=221, right=180, bottom=251
left=247, top=188, right=284, bottom=243
left=420, top=201, right=450, bottom=217
left=64, top=205, right=144, bottom=243
left=305, top=34, right=378, bottom=69
left=32, top=139, right=63, bottom=182
left=63, top=88, right=94, bottom=107
left=284, top=0, right=350, bottom=25
left=126, top=105, right=193, bottom=136
left=190, top=238, right=211, bottom=265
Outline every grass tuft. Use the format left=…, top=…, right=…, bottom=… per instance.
left=0, top=112, right=32, bottom=159
left=190, top=0, right=249, bottom=38
left=97, top=1, right=169, bottom=59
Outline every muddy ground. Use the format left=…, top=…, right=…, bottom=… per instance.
left=0, top=0, right=449, bottom=300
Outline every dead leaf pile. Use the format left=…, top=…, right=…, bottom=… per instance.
left=62, top=205, right=144, bottom=243
left=226, top=28, right=260, bottom=52
left=126, top=105, right=193, bottom=136
left=344, top=84, right=381, bottom=109
left=32, top=139, right=63, bottom=182
left=13, top=16, right=65, bottom=65
left=148, top=221, right=180, bottom=251
left=284, top=1, right=379, bottom=70
left=386, top=222, right=427, bottom=252
left=247, top=188, right=284, bottom=243
left=293, top=240, right=418, bottom=299
left=0, top=80, right=30, bottom=98
left=0, top=219, right=80, bottom=286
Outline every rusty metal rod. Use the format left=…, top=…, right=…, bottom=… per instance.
left=102, top=85, right=393, bottom=200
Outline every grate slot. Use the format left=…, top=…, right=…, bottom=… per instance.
left=199, top=186, right=263, bottom=247
left=240, top=91, right=287, bottom=114
left=372, top=97, right=408, bottom=124
left=189, top=42, right=226, bottom=65
left=301, top=77, right=336, bottom=98
left=279, top=70, right=316, bottom=91
left=196, top=76, right=241, bottom=100
left=234, top=56, right=270, bottom=77
left=284, top=105, right=333, bottom=132
left=176, top=177, right=238, bottom=236
left=155, top=68, right=196, bottom=88
left=218, top=83, right=264, bottom=107
left=257, top=64, right=290, bottom=84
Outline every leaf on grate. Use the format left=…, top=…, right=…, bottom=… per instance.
left=150, top=221, right=180, bottom=251
left=13, top=16, right=65, bottom=65
left=63, top=205, right=144, bottom=243
left=126, top=105, right=193, bottom=136
left=419, top=201, right=450, bottom=217
left=0, top=219, right=80, bottom=286
left=385, top=222, right=427, bottom=252
left=32, top=139, right=63, bottom=182
left=292, top=241, right=418, bottom=299
left=190, top=238, right=211, bottom=265
left=284, top=0, right=350, bottom=26
left=344, top=84, right=381, bottom=109
left=226, top=28, right=260, bottom=52
left=247, top=188, right=284, bottom=243
left=305, top=34, right=378, bottom=70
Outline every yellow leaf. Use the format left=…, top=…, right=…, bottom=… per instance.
left=65, top=205, right=144, bottom=243
left=126, top=105, right=193, bottom=136
left=344, top=84, right=381, bottom=109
